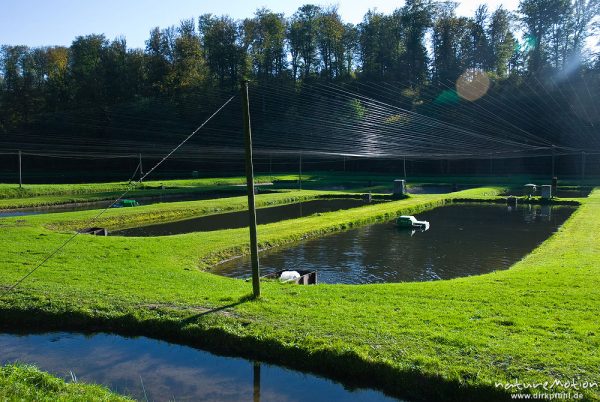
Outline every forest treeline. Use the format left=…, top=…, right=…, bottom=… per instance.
left=0, top=0, right=599, bottom=160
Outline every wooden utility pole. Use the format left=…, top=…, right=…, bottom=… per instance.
left=551, top=145, right=556, bottom=177
left=139, top=153, right=144, bottom=182
left=241, top=80, right=260, bottom=298
left=581, top=151, right=586, bottom=181
left=18, top=150, right=22, bottom=188
left=298, top=153, right=302, bottom=190
left=403, top=157, right=407, bottom=179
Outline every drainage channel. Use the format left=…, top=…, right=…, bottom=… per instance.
left=0, top=331, right=400, bottom=402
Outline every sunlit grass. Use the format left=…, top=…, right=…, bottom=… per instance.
left=0, top=185, right=598, bottom=400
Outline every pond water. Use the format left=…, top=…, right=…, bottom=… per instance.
left=288, top=184, right=473, bottom=194
left=111, top=198, right=376, bottom=237
left=212, top=204, right=575, bottom=284
left=501, top=186, right=592, bottom=198
left=0, top=332, right=398, bottom=402
left=406, top=184, right=474, bottom=194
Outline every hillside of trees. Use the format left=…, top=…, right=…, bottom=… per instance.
left=1, top=0, right=599, bottom=178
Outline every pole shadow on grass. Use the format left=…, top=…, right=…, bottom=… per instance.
left=181, top=293, right=254, bottom=324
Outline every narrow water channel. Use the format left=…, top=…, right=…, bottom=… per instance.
left=111, top=198, right=376, bottom=237
left=212, top=203, right=575, bottom=284
left=0, top=190, right=253, bottom=218
left=501, top=186, right=591, bottom=198
left=0, top=332, right=399, bottom=402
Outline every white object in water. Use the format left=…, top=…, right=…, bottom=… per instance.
left=397, top=215, right=430, bottom=230
left=279, top=271, right=301, bottom=282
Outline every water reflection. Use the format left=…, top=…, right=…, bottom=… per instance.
left=254, top=362, right=261, bottom=402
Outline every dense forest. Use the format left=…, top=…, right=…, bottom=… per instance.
left=1, top=0, right=599, bottom=179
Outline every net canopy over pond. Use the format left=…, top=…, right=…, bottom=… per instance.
left=2, top=76, right=598, bottom=164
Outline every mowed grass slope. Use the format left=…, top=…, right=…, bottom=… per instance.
left=0, top=364, right=131, bottom=401
left=0, top=187, right=598, bottom=401
left=0, top=174, right=289, bottom=209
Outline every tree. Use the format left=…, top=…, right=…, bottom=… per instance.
left=471, top=5, right=491, bottom=69
left=342, top=23, right=359, bottom=76
left=432, top=6, right=472, bottom=85
left=69, top=34, right=108, bottom=105
left=288, top=5, right=322, bottom=80
left=316, top=7, right=346, bottom=80
left=489, top=7, right=517, bottom=77
left=287, top=18, right=302, bottom=81
left=358, top=10, right=403, bottom=80
left=518, top=0, right=571, bottom=73
left=43, top=46, right=70, bottom=109
left=199, top=15, right=242, bottom=86
left=1, top=45, right=31, bottom=126
left=399, top=0, right=434, bottom=86
left=145, top=27, right=174, bottom=94
left=170, top=19, right=208, bottom=90
left=244, top=8, right=287, bottom=80
left=563, top=0, right=600, bottom=66
left=102, top=37, right=130, bottom=102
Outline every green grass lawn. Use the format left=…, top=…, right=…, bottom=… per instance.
left=0, top=175, right=286, bottom=208
left=1, top=171, right=594, bottom=209
left=0, top=364, right=130, bottom=401
left=0, top=186, right=598, bottom=401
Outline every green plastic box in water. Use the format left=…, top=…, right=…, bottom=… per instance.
left=121, top=199, right=139, bottom=207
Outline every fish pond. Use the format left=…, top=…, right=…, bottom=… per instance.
left=0, top=332, right=398, bottom=402
left=212, top=203, right=575, bottom=284
left=111, top=198, right=376, bottom=236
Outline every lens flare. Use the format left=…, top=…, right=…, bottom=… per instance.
left=456, top=69, right=490, bottom=101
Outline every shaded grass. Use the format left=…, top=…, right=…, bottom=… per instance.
left=0, top=364, right=131, bottom=401
left=0, top=186, right=598, bottom=401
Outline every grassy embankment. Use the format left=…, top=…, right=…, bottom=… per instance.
left=1, top=171, right=592, bottom=209
left=0, top=175, right=292, bottom=209
left=1, top=186, right=598, bottom=401
left=37, top=190, right=351, bottom=232
left=0, top=364, right=130, bottom=401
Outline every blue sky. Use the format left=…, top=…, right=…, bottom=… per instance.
left=0, top=0, right=520, bottom=49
